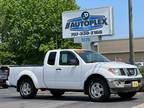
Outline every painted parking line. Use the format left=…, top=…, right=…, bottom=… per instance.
left=132, top=103, right=144, bottom=108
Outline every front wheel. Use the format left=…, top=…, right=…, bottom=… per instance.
left=19, top=79, right=37, bottom=99
left=118, top=92, right=136, bottom=99
left=88, top=78, right=110, bottom=102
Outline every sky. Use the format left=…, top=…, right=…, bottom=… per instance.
left=76, top=0, right=144, bottom=39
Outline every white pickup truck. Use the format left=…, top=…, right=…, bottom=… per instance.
left=7, top=49, right=143, bottom=102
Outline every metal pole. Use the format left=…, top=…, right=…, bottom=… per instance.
left=128, top=0, right=135, bottom=64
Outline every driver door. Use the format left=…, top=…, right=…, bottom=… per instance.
left=55, top=51, right=82, bottom=89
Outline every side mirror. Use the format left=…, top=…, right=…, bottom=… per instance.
left=69, top=59, right=79, bottom=66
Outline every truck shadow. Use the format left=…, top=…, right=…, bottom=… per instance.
left=9, top=95, right=138, bottom=103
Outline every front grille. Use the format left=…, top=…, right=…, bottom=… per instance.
left=120, top=68, right=138, bottom=76
left=120, top=69, right=126, bottom=75
left=127, top=68, right=137, bottom=76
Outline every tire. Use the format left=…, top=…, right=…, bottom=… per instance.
left=50, top=90, right=65, bottom=97
left=2, top=84, right=8, bottom=88
left=88, top=78, right=110, bottom=102
left=118, top=92, right=136, bottom=99
left=19, top=79, right=37, bottom=99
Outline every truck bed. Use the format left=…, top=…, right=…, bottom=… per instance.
left=8, top=66, right=44, bottom=88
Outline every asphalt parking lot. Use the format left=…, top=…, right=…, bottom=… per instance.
left=0, top=87, right=144, bottom=108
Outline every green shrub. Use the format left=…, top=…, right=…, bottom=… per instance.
left=140, top=68, right=144, bottom=77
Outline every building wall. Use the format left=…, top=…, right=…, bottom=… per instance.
left=103, top=52, right=144, bottom=63
left=99, top=37, right=144, bottom=54
left=97, top=37, right=144, bottom=63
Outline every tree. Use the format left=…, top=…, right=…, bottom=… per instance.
left=0, top=0, right=80, bottom=65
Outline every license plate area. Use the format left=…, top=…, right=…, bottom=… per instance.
left=132, top=81, right=139, bottom=87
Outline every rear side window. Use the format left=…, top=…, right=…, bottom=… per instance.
left=48, top=52, right=56, bottom=65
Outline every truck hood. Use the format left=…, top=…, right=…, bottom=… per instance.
left=97, top=62, right=137, bottom=69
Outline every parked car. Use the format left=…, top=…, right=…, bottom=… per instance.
left=7, top=49, right=143, bottom=101
left=0, top=66, right=9, bottom=88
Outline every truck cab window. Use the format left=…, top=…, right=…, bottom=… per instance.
left=48, top=52, right=56, bottom=65
left=59, top=51, right=79, bottom=65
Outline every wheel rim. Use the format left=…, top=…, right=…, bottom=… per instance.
left=20, top=82, right=31, bottom=96
left=90, top=82, right=104, bottom=98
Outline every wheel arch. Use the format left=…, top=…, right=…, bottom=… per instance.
left=17, top=73, right=38, bottom=92
left=84, top=74, right=110, bottom=95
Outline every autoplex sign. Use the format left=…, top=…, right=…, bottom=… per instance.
left=62, top=7, right=113, bottom=38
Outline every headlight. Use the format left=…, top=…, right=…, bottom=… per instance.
left=108, top=68, right=121, bottom=76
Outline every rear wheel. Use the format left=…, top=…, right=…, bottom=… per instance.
left=2, top=84, right=8, bottom=88
left=88, top=78, right=110, bottom=102
left=50, top=90, right=65, bottom=97
left=19, top=79, right=37, bottom=99
left=118, top=92, right=136, bottom=99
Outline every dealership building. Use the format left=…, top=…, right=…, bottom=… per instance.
left=96, top=37, right=144, bottom=65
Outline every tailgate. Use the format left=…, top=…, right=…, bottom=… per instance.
left=0, top=67, right=9, bottom=80
left=0, top=73, right=7, bottom=80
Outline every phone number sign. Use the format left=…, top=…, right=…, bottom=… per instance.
left=62, top=7, right=113, bottom=39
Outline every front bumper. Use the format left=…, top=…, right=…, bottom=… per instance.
left=107, top=78, right=143, bottom=93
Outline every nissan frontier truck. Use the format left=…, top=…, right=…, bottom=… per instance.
left=7, top=49, right=143, bottom=101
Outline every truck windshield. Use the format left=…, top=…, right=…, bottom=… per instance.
left=75, top=50, right=110, bottom=63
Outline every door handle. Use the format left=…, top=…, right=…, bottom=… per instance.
left=56, top=68, right=61, bottom=71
